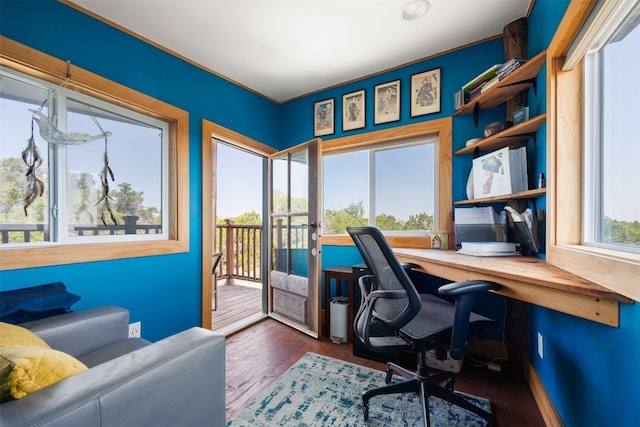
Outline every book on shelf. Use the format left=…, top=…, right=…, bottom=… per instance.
left=462, top=64, right=502, bottom=102
left=454, top=89, right=464, bottom=110
left=472, top=146, right=528, bottom=198
left=512, top=106, right=530, bottom=125
left=462, top=64, right=502, bottom=91
left=480, top=76, right=500, bottom=93
left=496, top=58, right=528, bottom=79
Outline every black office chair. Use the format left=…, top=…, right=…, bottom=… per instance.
left=347, top=226, right=500, bottom=427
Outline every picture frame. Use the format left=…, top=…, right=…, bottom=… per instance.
left=342, top=89, right=365, bottom=131
left=313, top=98, right=335, bottom=137
left=410, top=68, right=441, bottom=117
left=374, top=80, right=400, bottom=124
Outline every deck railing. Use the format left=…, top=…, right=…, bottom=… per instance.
left=4, top=218, right=305, bottom=287
left=0, top=216, right=160, bottom=244
left=214, top=219, right=309, bottom=284
left=215, top=220, right=262, bottom=283
left=0, top=224, right=50, bottom=244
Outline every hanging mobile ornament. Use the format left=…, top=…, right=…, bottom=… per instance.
left=97, top=137, right=118, bottom=226
left=21, top=118, right=45, bottom=216
left=25, top=61, right=116, bottom=224
left=29, top=62, right=111, bottom=146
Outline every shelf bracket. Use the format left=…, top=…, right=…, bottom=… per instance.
left=500, top=77, right=538, bottom=98
left=473, top=102, right=480, bottom=128
left=503, top=132, right=538, bottom=147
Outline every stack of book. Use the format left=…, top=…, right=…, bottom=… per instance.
left=454, top=59, right=531, bottom=107
left=472, top=146, right=528, bottom=198
left=459, top=64, right=502, bottom=104
left=480, top=58, right=529, bottom=95
left=497, top=58, right=527, bottom=79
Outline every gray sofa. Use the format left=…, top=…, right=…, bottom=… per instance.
left=0, top=306, right=226, bottom=427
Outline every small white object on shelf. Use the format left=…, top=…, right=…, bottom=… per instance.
left=457, top=241, right=519, bottom=257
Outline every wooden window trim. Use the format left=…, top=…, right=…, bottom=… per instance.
left=0, top=37, right=189, bottom=270
left=546, top=1, right=640, bottom=301
left=322, top=117, right=452, bottom=248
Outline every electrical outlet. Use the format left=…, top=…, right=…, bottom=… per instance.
left=537, top=332, right=544, bottom=359
left=129, top=321, right=141, bottom=338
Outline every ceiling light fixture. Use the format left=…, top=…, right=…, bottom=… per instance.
left=401, top=0, right=430, bottom=21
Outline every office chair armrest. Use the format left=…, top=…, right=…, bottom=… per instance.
left=438, top=280, right=500, bottom=360
left=359, top=275, right=410, bottom=300
left=369, top=289, right=409, bottom=300
left=438, top=280, right=500, bottom=296
left=401, top=262, right=419, bottom=271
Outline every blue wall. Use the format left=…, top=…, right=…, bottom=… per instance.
left=528, top=2, right=639, bottom=426
left=0, top=0, right=281, bottom=341
left=2, top=1, right=639, bottom=425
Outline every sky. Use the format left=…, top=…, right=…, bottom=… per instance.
left=216, top=142, right=263, bottom=219
left=323, top=143, right=435, bottom=222
left=216, top=141, right=435, bottom=224
left=601, top=21, right=640, bottom=222
left=0, top=94, right=164, bottom=212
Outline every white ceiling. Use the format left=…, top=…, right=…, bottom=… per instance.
left=69, top=0, right=532, bottom=103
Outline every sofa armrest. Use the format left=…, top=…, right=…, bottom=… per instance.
left=20, top=306, right=129, bottom=358
left=0, top=327, right=226, bottom=427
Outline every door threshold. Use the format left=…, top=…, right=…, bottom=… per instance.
left=213, top=312, right=268, bottom=337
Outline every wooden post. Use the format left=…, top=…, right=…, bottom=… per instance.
left=225, top=219, right=235, bottom=285
left=123, top=215, right=139, bottom=235
left=503, top=17, right=528, bottom=121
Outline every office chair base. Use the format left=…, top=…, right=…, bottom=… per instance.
left=362, top=365, right=495, bottom=427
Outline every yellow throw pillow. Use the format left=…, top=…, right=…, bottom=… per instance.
left=0, top=345, right=88, bottom=403
left=0, top=322, right=50, bottom=349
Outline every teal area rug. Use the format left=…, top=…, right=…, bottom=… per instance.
left=227, top=352, right=491, bottom=426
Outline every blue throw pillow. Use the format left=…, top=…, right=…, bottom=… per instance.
left=0, top=282, right=81, bottom=324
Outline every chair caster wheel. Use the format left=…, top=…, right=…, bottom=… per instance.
left=444, top=377, right=455, bottom=391
left=385, top=369, right=393, bottom=385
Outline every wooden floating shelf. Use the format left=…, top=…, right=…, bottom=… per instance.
left=454, top=188, right=546, bottom=205
left=453, top=50, right=547, bottom=116
left=455, top=114, right=547, bottom=155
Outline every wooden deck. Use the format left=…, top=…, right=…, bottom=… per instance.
left=212, top=279, right=264, bottom=335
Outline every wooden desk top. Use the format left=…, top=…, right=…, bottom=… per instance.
left=393, top=248, right=632, bottom=327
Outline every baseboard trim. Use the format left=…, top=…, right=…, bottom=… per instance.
left=524, top=356, right=564, bottom=427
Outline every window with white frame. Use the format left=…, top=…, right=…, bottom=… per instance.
left=323, top=139, right=435, bottom=234
left=0, top=67, right=168, bottom=246
left=581, top=1, right=640, bottom=253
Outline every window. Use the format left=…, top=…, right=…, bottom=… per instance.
left=0, top=68, right=168, bottom=245
left=0, top=37, right=189, bottom=270
left=323, top=139, right=435, bottom=235
left=582, top=9, right=640, bottom=252
left=548, top=0, right=640, bottom=300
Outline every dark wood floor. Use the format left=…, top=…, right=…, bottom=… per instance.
left=225, top=318, right=545, bottom=426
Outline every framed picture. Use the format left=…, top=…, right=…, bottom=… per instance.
left=410, top=68, right=441, bottom=117
left=374, top=80, right=400, bottom=124
left=342, top=89, right=365, bottom=131
left=313, top=98, right=335, bottom=137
